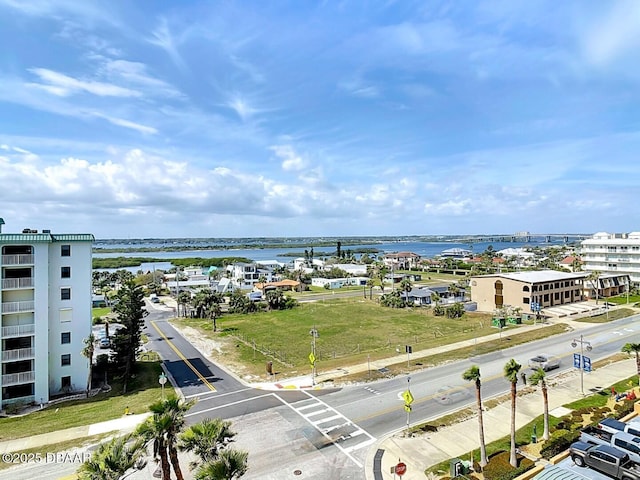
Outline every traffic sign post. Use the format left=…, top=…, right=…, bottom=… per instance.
left=158, top=372, right=167, bottom=400
left=403, top=376, right=413, bottom=433
left=395, top=460, right=407, bottom=477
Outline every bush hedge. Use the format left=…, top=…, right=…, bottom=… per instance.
left=483, top=451, right=534, bottom=480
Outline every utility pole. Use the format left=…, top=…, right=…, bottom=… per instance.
left=571, top=335, right=593, bottom=396
left=309, top=326, right=319, bottom=386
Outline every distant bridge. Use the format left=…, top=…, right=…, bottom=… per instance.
left=447, top=234, right=591, bottom=244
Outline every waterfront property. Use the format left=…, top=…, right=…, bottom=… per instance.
left=0, top=224, right=94, bottom=409
left=581, top=231, right=640, bottom=283
left=470, top=270, right=586, bottom=313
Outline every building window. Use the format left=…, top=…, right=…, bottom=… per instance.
left=59, top=308, right=72, bottom=323
left=61, top=376, right=71, bottom=389
left=523, top=297, right=530, bottom=304
left=61, top=245, right=71, bottom=257
left=61, top=266, right=71, bottom=278
left=61, top=354, right=71, bottom=366
left=61, top=288, right=71, bottom=300
left=61, top=332, right=71, bottom=344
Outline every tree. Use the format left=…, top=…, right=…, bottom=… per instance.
left=622, top=343, right=640, bottom=386
left=462, top=365, right=488, bottom=467
left=77, top=434, right=147, bottom=480
left=503, top=358, right=522, bottom=468
left=110, top=280, right=148, bottom=394
left=138, top=396, right=194, bottom=480
left=587, top=270, right=601, bottom=304
left=180, top=418, right=236, bottom=467
left=366, top=278, right=375, bottom=299
left=529, top=368, right=550, bottom=441
left=399, top=278, right=413, bottom=305
left=195, top=449, right=249, bottom=480
left=81, top=333, right=95, bottom=396
left=178, top=291, right=191, bottom=317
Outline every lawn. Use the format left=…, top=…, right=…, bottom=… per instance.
left=174, top=298, right=541, bottom=377
left=0, top=360, right=173, bottom=442
left=573, top=307, right=636, bottom=323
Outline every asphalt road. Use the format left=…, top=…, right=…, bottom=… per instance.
left=144, top=302, right=640, bottom=478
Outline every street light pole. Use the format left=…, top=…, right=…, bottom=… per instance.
left=571, top=335, right=592, bottom=396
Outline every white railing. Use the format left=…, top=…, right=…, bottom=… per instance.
left=1, top=395, right=35, bottom=407
left=2, top=348, right=35, bottom=362
left=1, top=277, right=34, bottom=289
left=1, top=324, right=35, bottom=338
left=1, top=300, right=35, bottom=314
left=1, top=254, right=34, bottom=266
left=2, top=371, right=35, bottom=386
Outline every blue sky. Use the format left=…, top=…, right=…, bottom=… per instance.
left=1, top=1, right=639, bottom=239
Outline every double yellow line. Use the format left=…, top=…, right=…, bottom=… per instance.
left=151, top=320, right=216, bottom=392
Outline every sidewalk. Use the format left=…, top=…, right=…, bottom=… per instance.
left=364, top=357, right=639, bottom=480
left=0, top=413, right=150, bottom=453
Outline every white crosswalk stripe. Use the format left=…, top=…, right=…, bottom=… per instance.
left=274, top=391, right=376, bottom=468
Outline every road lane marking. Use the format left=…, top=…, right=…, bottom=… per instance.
left=184, top=387, right=251, bottom=400
left=273, top=390, right=377, bottom=469
left=151, top=320, right=216, bottom=392
left=185, top=393, right=275, bottom=417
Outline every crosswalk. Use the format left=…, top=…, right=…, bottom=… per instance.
left=277, top=390, right=376, bottom=468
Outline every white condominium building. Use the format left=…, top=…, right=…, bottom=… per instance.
left=1, top=224, right=94, bottom=409
left=581, top=232, right=640, bottom=283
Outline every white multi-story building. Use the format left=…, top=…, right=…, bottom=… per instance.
left=1, top=224, right=94, bottom=409
left=581, top=232, right=640, bottom=283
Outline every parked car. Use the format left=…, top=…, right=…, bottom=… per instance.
left=435, top=386, right=470, bottom=405
left=580, top=426, right=640, bottom=464
left=99, top=337, right=111, bottom=349
left=570, top=441, right=640, bottom=480
left=528, top=354, right=560, bottom=371
left=149, top=294, right=160, bottom=303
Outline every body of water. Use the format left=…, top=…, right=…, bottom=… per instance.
left=94, top=239, right=571, bottom=272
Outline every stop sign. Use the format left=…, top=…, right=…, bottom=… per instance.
left=395, top=462, right=407, bottom=476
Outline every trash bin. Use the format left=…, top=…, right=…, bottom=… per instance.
left=266, top=361, right=273, bottom=374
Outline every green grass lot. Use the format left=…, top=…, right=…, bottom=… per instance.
left=0, top=360, right=173, bottom=442
left=573, top=307, right=636, bottom=323
left=609, top=294, right=640, bottom=306
left=174, top=298, right=567, bottom=378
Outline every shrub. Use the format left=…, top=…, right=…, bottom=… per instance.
left=613, top=399, right=636, bottom=418
left=540, top=428, right=581, bottom=459
left=483, top=451, right=534, bottom=480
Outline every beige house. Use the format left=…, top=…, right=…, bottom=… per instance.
left=383, top=252, right=421, bottom=270
left=470, top=270, right=586, bottom=313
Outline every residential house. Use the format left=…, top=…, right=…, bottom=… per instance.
left=383, top=252, right=421, bottom=270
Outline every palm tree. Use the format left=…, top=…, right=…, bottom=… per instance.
left=195, top=449, right=249, bottom=480
left=81, top=333, right=95, bottom=397
left=503, top=358, right=522, bottom=468
left=366, top=278, right=375, bottom=299
left=180, top=418, right=236, bottom=467
left=622, top=343, right=640, bottom=386
left=462, top=365, right=488, bottom=467
left=138, top=396, right=195, bottom=480
left=77, top=434, right=147, bottom=480
left=399, top=278, right=413, bottom=305
left=178, top=291, right=191, bottom=317
left=587, top=270, right=601, bottom=304
left=529, top=368, right=550, bottom=441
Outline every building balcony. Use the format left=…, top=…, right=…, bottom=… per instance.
left=1, top=300, right=35, bottom=314
left=2, top=348, right=35, bottom=362
left=1, top=277, right=34, bottom=290
left=1, top=371, right=35, bottom=386
left=1, top=324, right=35, bottom=338
left=1, top=395, right=35, bottom=407
left=1, top=254, right=34, bottom=266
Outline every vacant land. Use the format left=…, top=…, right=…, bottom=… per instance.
left=174, top=298, right=538, bottom=378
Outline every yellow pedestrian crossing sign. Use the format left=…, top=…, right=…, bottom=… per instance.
left=404, top=404, right=412, bottom=412
left=402, top=389, right=414, bottom=405
left=309, top=352, right=316, bottom=365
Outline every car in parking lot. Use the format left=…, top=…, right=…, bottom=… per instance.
left=528, top=354, right=560, bottom=371
left=99, top=337, right=110, bottom=349
left=435, top=385, right=470, bottom=405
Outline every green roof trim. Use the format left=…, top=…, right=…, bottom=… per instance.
left=0, top=233, right=94, bottom=243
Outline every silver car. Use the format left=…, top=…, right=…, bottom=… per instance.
left=528, top=354, right=560, bottom=371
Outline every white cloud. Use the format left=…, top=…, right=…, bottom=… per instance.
left=270, top=144, right=307, bottom=172
left=28, top=68, right=141, bottom=98
left=90, top=113, right=158, bottom=135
